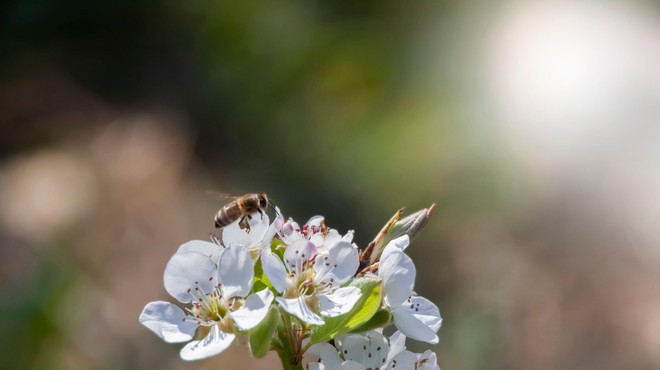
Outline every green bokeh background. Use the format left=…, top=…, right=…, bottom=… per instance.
left=2, top=1, right=660, bottom=369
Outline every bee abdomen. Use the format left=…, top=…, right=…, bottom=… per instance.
left=214, top=204, right=242, bottom=228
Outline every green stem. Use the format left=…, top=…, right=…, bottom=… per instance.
left=276, top=349, right=304, bottom=370
left=277, top=310, right=305, bottom=370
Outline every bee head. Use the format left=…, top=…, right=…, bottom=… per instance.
left=258, top=193, right=269, bottom=208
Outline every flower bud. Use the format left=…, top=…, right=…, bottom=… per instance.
left=360, top=204, right=436, bottom=265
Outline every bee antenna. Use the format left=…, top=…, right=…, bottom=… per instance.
left=267, top=200, right=282, bottom=218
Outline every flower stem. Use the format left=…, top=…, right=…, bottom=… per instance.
left=277, top=310, right=305, bottom=370
left=276, top=349, right=304, bottom=370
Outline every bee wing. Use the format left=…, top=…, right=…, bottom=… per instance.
left=205, top=190, right=241, bottom=200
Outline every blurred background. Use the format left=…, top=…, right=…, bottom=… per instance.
left=2, top=1, right=660, bottom=369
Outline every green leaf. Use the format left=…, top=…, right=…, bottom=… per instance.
left=248, top=306, right=280, bottom=358
left=310, top=277, right=381, bottom=343
left=272, top=239, right=286, bottom=259
left=348, top=309, right=391, bottom=333
left=252, top=257, right=274, bottom=293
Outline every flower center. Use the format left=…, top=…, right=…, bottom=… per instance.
left=184, top=283, right=241, bottom=326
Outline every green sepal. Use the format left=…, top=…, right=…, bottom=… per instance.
left=248, top=305, right=280, bottom=358
left=348, top=309, right=391, bottom=333
left=310, top=277, right=381, bottom=343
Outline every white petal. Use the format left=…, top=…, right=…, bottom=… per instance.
left=305, top=215, right=325, bottom=228
left=221, top=220, right=251, bottom=247
left=339, top=331, right=389, bottom=369
left=177, top=240, right=223, bottom=264
left=314, top=241, right=359, bottom=285
left=379, top=250, right=415, bottom=307
left=280, top=219, right=303, bottom=244
left=417, top=350, right=441, bottom=370
left=222, top=212, right=270, bottom=247
left=164, top=252, right=217, bottom=303
left=283, top=239, right=317, bottom=276
left=218, top=245, right=254, bottom=299
left=276, top=296, right=324, bottom=325
left=307, top=343, right=343, bottom=370
left=340, top=361, right=366, bottom=370
left=408, top=296, right=442, bottom=332
left=318, top=286, right=361, bottom=317
left=391, top=304, right=439, bottom=344
left=230, top=289, right=274, bottom=330
left=139, top=301, right=197, bottom=343
left=309, top=232, right=326, bottom=248
left=258, top=211, right=282, bottom=250
left=179, top=325, right=235, bottom=361
left=261, top=250, right=290, bottom=293
left=386, top=350, right=417, bottom=370
left=380, top=235, right=410, bottom=263
left=320, top=229, right=341, bottom=250
left=342, top=230, right=354, bottom=243
left=387, top=331, right=407, bottom=364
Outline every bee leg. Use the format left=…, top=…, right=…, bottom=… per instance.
left=258, top=209, right=264, bottom=220
left=239, top=216, right=251, bottom=233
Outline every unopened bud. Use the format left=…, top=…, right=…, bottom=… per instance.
left=360, top=204, right=436, bottom=266
left=389, top=203, right=436, bottom=242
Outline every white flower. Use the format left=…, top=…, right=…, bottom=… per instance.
left=279, top=215, right=354, bottom=253
left=378, top=236, right=442, bottom=344
left=262, top=235, right=361, bottom=325
left=306, top=331, right=440, bottom=370
left=139, top=243, right=274, bottom=360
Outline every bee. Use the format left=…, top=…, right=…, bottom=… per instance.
left=213, top=192, right=271, bottom=233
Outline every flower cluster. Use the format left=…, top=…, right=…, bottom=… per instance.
left=139, top=205, right=442, bottom=369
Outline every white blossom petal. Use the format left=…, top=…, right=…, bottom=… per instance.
left=417, top=350, right=441, bottom=370
left=408, top=296, right=442, bottom=332
left=386, top=350, right=417, bottom=370
left=222, top=212, right=270, bottom=248
left=387, top=331, right=407, bottom=364
left=280, top=219, right=303, bottom=244
left=221, top=221, right=252, bottom=248
left=339, top=331, right=389, bottom=369
left=176, top=240, right=223, bottom=264
left=391, top=306, right=439, bottom=344
left=283, top=239, right=317, bottom=276
left=179, top=325, right=235, bottom=361
left=309, top=232, right=326, bottom=248
left=218, top=245, right=254, bottom=299
left=276, top=296, right=324, bottom=325
left=307, top=343, right=343, bottom=370
left=380, top=235, right=410, bottom=264
left=341, top=230, right=354, bottom=243
left=314, top=241, right=359, bottom=285
left=230, top=289, right=274, bottom=330
left=258, top=209, right=283, bottom=250
left=261, top=250, right=289, bottom=293
left=164, top=252, right=217, bottom=303
left=379, top=250, right=415, bottom=307
left=318, top=286, right=361, bottom=317
left=339, top=361, right=366, bottom=370
left=320, top=229, right=342, bottom=250
left=139, top=301, right=197, bottom=343
left=305, top=215, right=325, bottom=228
